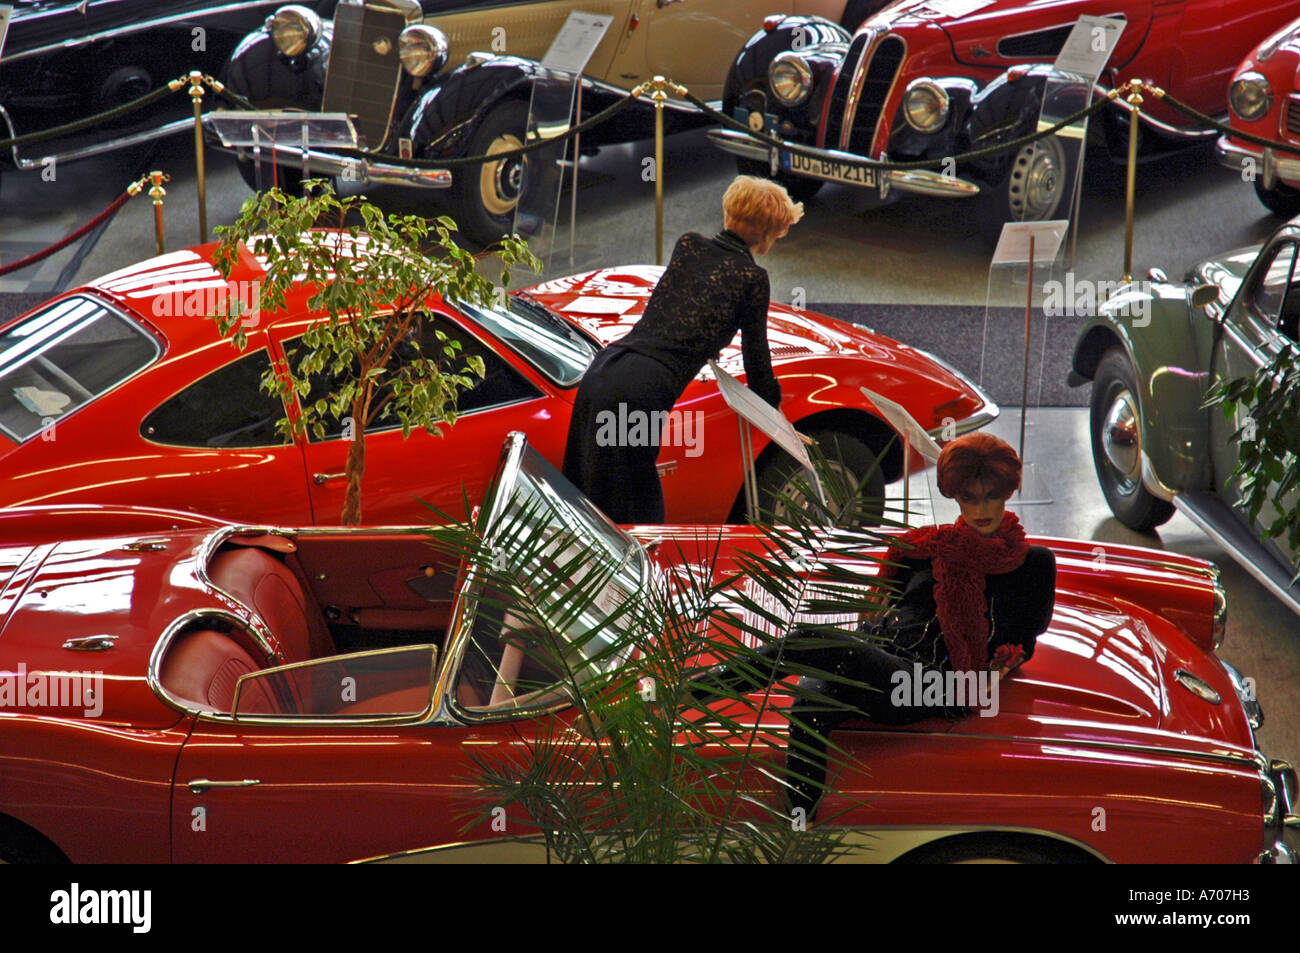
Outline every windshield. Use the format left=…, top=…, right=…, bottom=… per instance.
left=456, top=294, right=596, bottom=387
left=452, top=438, right=646, bottom=715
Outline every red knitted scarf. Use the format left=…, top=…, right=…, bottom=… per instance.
left=881, top=512, right=1029, bottom=671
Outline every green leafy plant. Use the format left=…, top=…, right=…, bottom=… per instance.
left=433, top=441, right=903, bottom=862
left=1205, top=342, right=1300, bottom=575
left=207, top=182, right=539, bottom=524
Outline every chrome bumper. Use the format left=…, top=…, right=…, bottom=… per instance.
left=1258, top=757, right=1298, bottom=863
left=218, top=142, right=453, bottom=189
left=1216, top=135, right=1300, bottom=190
left=707, top=127, right=980, bottom=199
left=913, top=346, right=1000, bottom=438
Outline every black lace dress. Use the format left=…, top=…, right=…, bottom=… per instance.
left=562, top=230, right=781, bottom=523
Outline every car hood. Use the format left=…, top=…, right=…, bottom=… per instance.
left=642, top=526, right=1255, bottom=757
left=523, top=265, right=978, bottom=395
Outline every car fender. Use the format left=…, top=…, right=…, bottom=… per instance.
left=956, top=66, right=1056, bottom=187
left=1071, top=285, right=1213, bottom=492
left=221, top=18, right=331, bottom=107
left=722, top=16, right=850, bottom=139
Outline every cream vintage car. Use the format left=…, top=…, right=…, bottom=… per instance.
left=213, top=0, right=885, bottom=242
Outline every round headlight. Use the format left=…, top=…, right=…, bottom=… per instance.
left=270, top=5, right=322, bottom=57
left=1229, top=72, right=1273, bottom=121
left=902, top=79, right=950, bottom=133
left=399, top=24, right=450, bottom=78
left=769, top=52, right=813, bottom=107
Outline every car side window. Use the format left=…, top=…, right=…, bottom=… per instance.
left=141, top=348, right=288, bottom=448
left=294, top=314, right=543, bottom=443
left=0, top=295, right=159, bottom=443
left=1250, top=241, right=1298, bottom=333
left=231, top=646, right=437, bottom=719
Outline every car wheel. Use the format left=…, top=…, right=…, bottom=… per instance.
left=1089, top=348, right=1175, bottom=531
left=0, top=818, right=65, bottom=864
left=977, top=135, right=1076, bottom=246
left=896, top=835, right=1085, bottom=864
left=754, top=429, right=885, bottom=525
left=1253, top=178, right=1300, bottom=218
left=737, top=158, right=823, bottom=204
left=451, top=101, right=531, bottom=247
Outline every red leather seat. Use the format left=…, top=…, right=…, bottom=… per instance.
left=207, top=547, right=335, bottom=662
left=158, top=629, right=276, bottom=713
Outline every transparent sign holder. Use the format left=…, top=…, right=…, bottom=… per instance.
left=513, top=12, right=612, bottom=272
left=859, top=387, right=942, bottom=530
left=709, top=360, right=825, bottom=523
left=204, top=111, right=361, bottom=191
left=981, top=220, right=1068, bottom=509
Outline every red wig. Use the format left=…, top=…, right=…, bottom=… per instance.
left=936, top=432, right=1021, bottom=500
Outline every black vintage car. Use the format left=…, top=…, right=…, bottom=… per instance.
left=209, top=0, right=884, bottom=246
left=0, top=0, right=336, bottom=189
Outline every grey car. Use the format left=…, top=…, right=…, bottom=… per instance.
left=1070, top=220, right=1300, bottom=616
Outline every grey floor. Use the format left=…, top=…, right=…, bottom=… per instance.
left=0, top=122, right=1295, bottom=808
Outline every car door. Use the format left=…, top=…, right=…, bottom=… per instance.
left=617, top=0, right=794, bottom=100
left=1210, top=234, right=1300, bottom=572
left=271, top=310, right=565, bottom=526
left=168, top=644, right=527, bottom=862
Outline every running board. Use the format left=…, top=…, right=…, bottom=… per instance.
left=1175, top=490, right=1300, bottom=618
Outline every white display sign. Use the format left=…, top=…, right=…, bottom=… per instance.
left=1053, top=16, right=1126, bottom=80
left=858, top=387, right=943, bottom=462
left=991, top=220, right=1068, bottom=266
left=922, top=0, right=994, bottom=18
left=709, top=359, right=813, bottom=474
left=0, top=6, right=13, bottom=62
left=560, top=295, right=634, bottom=315
left=542, top=11, right=613, bottom=73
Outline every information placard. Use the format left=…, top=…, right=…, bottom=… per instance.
left=542, top=11, right=614, bottom=73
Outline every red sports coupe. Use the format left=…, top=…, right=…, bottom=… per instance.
left=0, top=433, right=1292, bottom=863
left=0, top=243, right=994, bottom=526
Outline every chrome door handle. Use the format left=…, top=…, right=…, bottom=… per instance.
left=313, top=471, right=346, bottom=485
left=188, top=778, right=262, bottom=794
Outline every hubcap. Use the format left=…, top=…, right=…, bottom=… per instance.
left=480, top=134, right=524, bottom=217
left=1008, top=138, right=1066, bottom=220
left=1101, top=387, right=1142, bottom=495
left=772, top=458, right=861, bottom=521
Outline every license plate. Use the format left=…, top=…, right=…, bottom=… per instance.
left=782, top=150, right=877, bottom=188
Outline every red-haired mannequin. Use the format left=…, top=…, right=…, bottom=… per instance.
left=688, top=432, right=1056, bottom=818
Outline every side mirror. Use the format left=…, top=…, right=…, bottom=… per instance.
left=1190, top=284, right=1219, bottom=309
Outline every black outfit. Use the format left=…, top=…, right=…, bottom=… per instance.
left=691, top=546, right=1056, bottom=817
left=562, top=230, right=781, bottom=523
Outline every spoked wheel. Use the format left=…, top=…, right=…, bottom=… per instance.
left=1088, top=348, right=1175, bottom=531
left=753, top=429, right=885, bottom=526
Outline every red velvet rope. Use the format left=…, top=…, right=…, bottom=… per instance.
left=0, top=189, right=134, bottom=278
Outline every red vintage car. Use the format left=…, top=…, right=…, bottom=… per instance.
left=0, top=242, right=993, bottom=526
left=1217, top=16, right=1300, bottom=216
left=710, top=0, right=1299, bottom=241
left=0, top=433, right=1293, bottom=864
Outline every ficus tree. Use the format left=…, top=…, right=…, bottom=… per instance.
left=208, top=182, right=539, bottom=524
left=1205, top=342, right=1300, bottom=577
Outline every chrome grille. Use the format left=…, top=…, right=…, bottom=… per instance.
left=321, top=0, right=407, bottom=150
left=1286, top=98, right=1300, bottom=140
left=843, top=36, right=904, bottom=154
left=823, top=32, right=869, bottom=149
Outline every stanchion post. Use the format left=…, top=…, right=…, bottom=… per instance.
left=189, top=72, right=208, bottom=243
left=1122, top=78, right=1142, bottom=283
left=148, top=171, right=168, bottom=255
left=651, top=76, right=667, bottom=266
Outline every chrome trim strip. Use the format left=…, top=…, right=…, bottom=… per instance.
left=948, top=727, right=1262, bottom=770
left=220, top=140, right=454, bottom=187
left=1, top=2, right=291, bottom=64
left=148, top=606, right=276, bottom=716
left=1172, top=496, right=1300, bottom=618
left=840, top=33, right=906, bottom=156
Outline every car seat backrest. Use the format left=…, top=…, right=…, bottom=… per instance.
left=207, top=546, right=335, bottom=662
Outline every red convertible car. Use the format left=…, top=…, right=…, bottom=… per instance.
left=1217, top=15, right=1300, bottom=216
left=710, top=0, right=1299, bottom=240
left=0, top=433, right=1293, bottom=863
left=0, top=241, right=994, bottom=526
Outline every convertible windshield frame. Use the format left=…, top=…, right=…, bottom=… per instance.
left=439, top=432, right=648, bottom=725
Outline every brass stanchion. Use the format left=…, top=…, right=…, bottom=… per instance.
left=189, top=71, right=208, bottom=243
left=639, top=76, right=687, bottom=266
left=1122, top=78, right=1143, bottom=283
left=142, top=171, right=169, bottom=255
